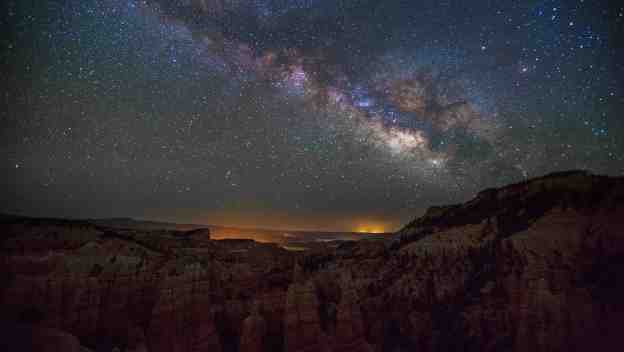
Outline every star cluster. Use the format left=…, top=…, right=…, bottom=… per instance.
left=2, top=0, right=623, bottom=231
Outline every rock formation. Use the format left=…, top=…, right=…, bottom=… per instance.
left=0, top=324, right=88, bottom=352
left=332, top=271, right=372, bottom=352
left=1, top=170, right=623, bottom=351
left=239, top=302, right=267, bottom=352
left=283, top=262, right=329, bottom=352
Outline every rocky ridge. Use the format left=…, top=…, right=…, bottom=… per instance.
left=1, top=170, right=623, bottom=351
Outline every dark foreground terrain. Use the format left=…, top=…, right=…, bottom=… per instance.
left=1, top=170, right=623, bottom=352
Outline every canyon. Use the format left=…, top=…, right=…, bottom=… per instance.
left=1, top=170, right=623, bottom=351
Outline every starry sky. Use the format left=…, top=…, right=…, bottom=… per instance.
left=2, top=0, right=623, bottom=232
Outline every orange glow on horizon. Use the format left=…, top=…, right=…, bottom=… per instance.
left=154, top=209, right=399, bottom=234
left=354, top=223, right=387, bottom=234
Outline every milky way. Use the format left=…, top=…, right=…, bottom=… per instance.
left=146, top=0, right=502, bottom=173
left=2, top=0, right=623, bottom=231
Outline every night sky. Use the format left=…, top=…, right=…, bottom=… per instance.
left=2, top=0, right=623, bottom=232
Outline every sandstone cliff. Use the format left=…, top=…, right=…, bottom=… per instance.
left=1, top=170, right=623, bottom=351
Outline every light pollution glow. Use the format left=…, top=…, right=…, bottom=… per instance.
left=156, top=209, right=397, bottom=234
left=354, top=223, right=388, bottom=234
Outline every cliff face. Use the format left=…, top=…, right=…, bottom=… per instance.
left=2, top=170, right=624, bottom=352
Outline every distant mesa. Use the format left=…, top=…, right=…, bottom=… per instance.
left=182, top=227, right=212, bottom=239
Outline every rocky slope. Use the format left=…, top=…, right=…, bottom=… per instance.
left=1, top=170, right=623, bottom=351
